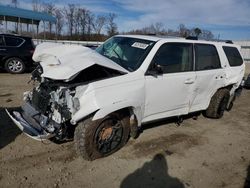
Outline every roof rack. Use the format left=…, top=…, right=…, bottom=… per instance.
left=185, top=36, right=233, bottom=44
left=186, top=36, right=198, bottom=40
left=225, top=40, right=233, bottom=44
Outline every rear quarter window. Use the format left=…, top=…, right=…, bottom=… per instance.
left=5, top=36, right=24, bottom=47
left=223, top=46, right=243, bottom=66
left=22, top=38, right=35, bottom=49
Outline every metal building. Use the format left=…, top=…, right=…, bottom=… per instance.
left=234, top=41, right=250, bottom=62
left=0, top=5, right=56, bottom=37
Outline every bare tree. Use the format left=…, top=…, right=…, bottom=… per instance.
left=124, top=23, right=214, bottom=40
left=64, top=4, right=76, bottom=37
left=178, top=24, right=190, bottom=37
left=42, top=3, right=55, bottom=33
left=141, top=24, right=156, bottom=34
left=86, top=11, right=95, bottom=35
left=142, top=23, right=164, bottom=34
left=11, top=0, right=18, bottom=7
left=106, top=13, right=118, bottom=36
left=154, top=22, right=164, bottom=34
left=32, top=0, right=42, bottom=11
left=74, top=7, right=91, bottom=36
left=74, top=8, right=81, bottom=35
left=92, top=15, right=106, bottom=35
left=199, top=29, right=214, bottom=40
left=77, top=8, right=87, bottom=35
left=54, top=8, right=64, bottom=36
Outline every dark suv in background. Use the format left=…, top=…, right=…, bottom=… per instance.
left=0, top=34, right=35, bottom=74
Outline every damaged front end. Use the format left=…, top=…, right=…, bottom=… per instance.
left=6, top=67, right=79, bottom=141
left=6, top=43, right=127, bottom=142
left=6, top=62, right=125, bottom=142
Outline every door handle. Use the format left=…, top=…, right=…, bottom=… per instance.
left=184, top=79, right=195, bottom=84
left=0, top=49, right=6, bottom=51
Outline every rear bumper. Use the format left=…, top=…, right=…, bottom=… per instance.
left=5, top=107, right=54, bottom=141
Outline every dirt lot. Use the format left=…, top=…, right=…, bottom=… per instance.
left=0, top=64, right=250, bottom=188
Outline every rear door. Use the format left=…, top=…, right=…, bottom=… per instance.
left=189, top=44, right=225, bottom=112
left=143, top=42, right=196, bottom=122
left=4, top=36, right=25, bottom=57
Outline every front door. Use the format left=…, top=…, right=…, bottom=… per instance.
left=143, top=42, right=196, bottom=122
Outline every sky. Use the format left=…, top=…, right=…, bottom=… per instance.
left=1, top=0, right=250, bottom=40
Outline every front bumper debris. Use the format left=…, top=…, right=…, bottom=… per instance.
left=5, top=108, right=54, bottom=141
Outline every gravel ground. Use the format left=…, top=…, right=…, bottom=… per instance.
left=0, top=64, right=250, bottom=188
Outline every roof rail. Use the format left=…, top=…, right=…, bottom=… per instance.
left=146, top=33, right=157, bottom=36
left=209, top=39, right=234, bottom=44
left=185, top=36, right=234, bottom=44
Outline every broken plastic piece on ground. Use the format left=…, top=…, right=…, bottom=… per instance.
left=5, top=109, right=54, bottom=141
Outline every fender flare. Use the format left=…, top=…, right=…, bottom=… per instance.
left=92, top=102, right=143, bottom=126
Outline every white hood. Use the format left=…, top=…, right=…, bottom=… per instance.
left=33, top=43, right=128, bottom=80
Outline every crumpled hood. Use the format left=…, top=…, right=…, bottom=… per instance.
left=33, top=43, right=128, bottom=80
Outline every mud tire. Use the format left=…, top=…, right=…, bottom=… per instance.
left=74, top=113, right=130, bottom=160
left=204, top=89, right=230, bottom=119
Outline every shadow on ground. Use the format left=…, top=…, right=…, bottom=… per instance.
left=0, top=107, right=21, bottom=150
left=244, top=165, right=250, bottom=188
left=120, top=153, right=184, bottom=188
left=0, top=65, right=35, bottom=74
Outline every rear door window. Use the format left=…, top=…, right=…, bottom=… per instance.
left=195, top=44, right=221, bottom=71
left=5, top=36, right=24, bottom=47
left=223, top=46, right=243, bottom=66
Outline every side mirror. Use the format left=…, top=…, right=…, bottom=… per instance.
left=146, top=62, right=163, bottom=77
left=155, top=64, right=163, bottom=74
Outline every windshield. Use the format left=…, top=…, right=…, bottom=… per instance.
left=96, top=36, right=155, bottom=71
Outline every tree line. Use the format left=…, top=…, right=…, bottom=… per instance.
left=32, top=0, right=118, bottom=41
left=123, top=23, right=214, bottom=40
left=4, top=0, right=215, bottom=41
left=4, top=0, right=118, bottom=41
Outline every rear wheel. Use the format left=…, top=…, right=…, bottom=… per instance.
left=74, top=113, right=130, bottom=160
left=4, top=57, right=25, bottom=74
left=204, top=89, right=230, bottom=119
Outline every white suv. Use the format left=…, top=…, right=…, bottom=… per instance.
left=7, top=35, right=245, bottom=160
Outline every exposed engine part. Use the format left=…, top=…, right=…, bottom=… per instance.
left=31, top=86, right=51, bottom=114
left=20, top=64, right=125, bottom=142
left=30, top=64, right=43, bottom=83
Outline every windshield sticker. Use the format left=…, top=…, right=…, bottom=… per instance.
left=132, top=42, right=149, bottom=49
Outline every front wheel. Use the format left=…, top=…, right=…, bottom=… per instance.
left=4, top=57, right=26, bottom=74
left=74, top=113, right=130, bottom=160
